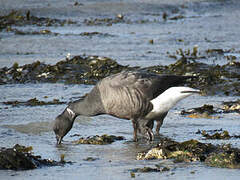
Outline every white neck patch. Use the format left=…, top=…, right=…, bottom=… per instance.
left=66, top=108, right=75, bottom=118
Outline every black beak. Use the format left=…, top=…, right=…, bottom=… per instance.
left=56, top=135, right=62, bottom=145
left=181, top=90, right=201, bottom=94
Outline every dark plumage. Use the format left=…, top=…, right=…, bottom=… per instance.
left=53, top=70, right=199, bottom=144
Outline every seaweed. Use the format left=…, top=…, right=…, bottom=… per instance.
left=181, top=100, right=240, bottom=118
left=84, top=15, right=126, bottom=26
left=197, top=129, right=240, bottom=140
left=0, top=144, right=71, bottom=170
left=83, top=157, right=98, bottom=161
left=0, top=49, right=240, bottom=95
left=201, top=130, right=231, bottom=140
left=222, top=99, right=240, bottom=114
left=0, top=55, right=130, bottom=85
left=130, top=165, right=170, bottom=173
left=73, top=134, right=125, bottom=145
left=137, top=136, right=240, bottom=169
left=2, top=98, right=65, bottom=107
left=0, top=10, right=76, bottom=31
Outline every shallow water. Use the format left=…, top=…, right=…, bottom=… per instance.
left=1, top=0, right=240, bottom=68
left=1, top=0, right=240, bottom=179
left=1, top=84, right=240, bottom=179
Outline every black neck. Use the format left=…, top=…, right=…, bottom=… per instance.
left=67, top=86, right=105, bottom=117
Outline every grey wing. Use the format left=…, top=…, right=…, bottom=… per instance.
left=102, top=71, right=160, bottom=99
left=97, top=71, right=154, bottom=119
left=102, top=70, right=192, bottom=100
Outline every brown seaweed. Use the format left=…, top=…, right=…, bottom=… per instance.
left=2, top=98, right=65, bottom=107
left=0, top=55, right=130, bottom=85
left=73, top=134, right=125, bottom=145
left=0, top=144, right=71, bottom=170
left=137, top=137, right=240, bottom=169
left=0, top=10, right=76, bottom=31
left=197, top=129, right=240, bottom=140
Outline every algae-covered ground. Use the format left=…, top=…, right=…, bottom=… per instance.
left=1, top=0, right=240, bottom=179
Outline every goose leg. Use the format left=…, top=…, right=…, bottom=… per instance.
left=155, top=112, right=168, bottom=135
left=132, top=119, right=138, bottom=142
left=155, top=120, right=162, bottom=136
left=138, top=119, right=154, bottom=141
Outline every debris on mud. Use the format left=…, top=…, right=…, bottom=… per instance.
left=181, top=99, right=240, bottom=118
left=73, top=134, right=125, bottom=145
left=181, top=104, right=217, bottom=115
left=222, top=99, right=240, bottom=114
left=185, top=113, right=219, bottom=119
left=84, top=15, right=127, bottom=26
left=169, top=15, right=185, bottom=20
left=205, top=150, right=240, bottom=169
left=201, top=130, right=231, bottom=140
left=8, top=28, right=113, bottom=37
left=137, top=137, right=240, bottom=169
left=181, top=104, right=220, bottom=119
left=0, top=10, right=76, bottom=31
left=0, top=144, right=70, bottom=170
left=130, top=165, right=170, bottom=173
left=2, top=98, right=65, bottom=107
left=83, top=157, right=98, bottom=161
left=196, top=129, right=240, bottom=140
left=12, top=29, right=59, bottom=36
left=147, top=47, right=240, bottom=95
